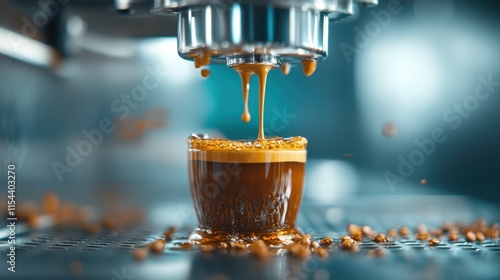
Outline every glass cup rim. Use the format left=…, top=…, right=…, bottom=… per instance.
left=187, top=134, right=308, bottom=151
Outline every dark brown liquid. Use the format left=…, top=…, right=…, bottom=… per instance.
left=188, top=159, right=305, bottom=245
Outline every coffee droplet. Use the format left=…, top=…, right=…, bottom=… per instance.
left=236, top=69, right=254, bottom=123
left=301, top=60, right=317, bottom=76
left=201, top=69, right=210, bottom=78
left=194, top=50, right=211, bottom=69
left=281, top=63, right=291, bottom=75
left=382, top=122, right=397, bottom=137
left=242, top=112, right=251, bottom=122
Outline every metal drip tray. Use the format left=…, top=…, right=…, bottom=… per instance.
left=1, top=196, right=499, bottom=280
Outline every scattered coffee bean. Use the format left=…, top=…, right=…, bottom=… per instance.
left=362, top=226, right=374, bottom=237
left=430, top=229, right=442, bottom=238
left=42, top=191, right=59, bottom=215
left=465, top=231, right=476, bottom=242
left=150, top=239, right=166, bottom=254
left=319, top=237, right=333, bottom=247
left=415, top=231, right=430, bottom=241
left=27, top=213, right=40, bottom=229
left=314, top=248, right=329, bottom=259
left=399, top=226, right=410, bottom=237
left=428, top=238, right=440, bottom=246
left=348, top=224, right=363, bottom=241
left=374, top=233, right=389, bottom=243
left=301, top=235, right=312, bottom=247
left=288, top=243, right=311, bottom=258
left=487, top=226, right=499, bottom=239
left=163, top=231, right=173, bottom=241
left=340, top=236, right=352, bottom=243
left=441, top=221, right=455, bottom=233
left=133, top=248, right=149, bottom=261
left=163, top=226, right=177, bottom=241
left=448, top=232, right=459, bottom=241
left=476, top=232, right=485, bottom=242
left=167, top=226, right=178, bottom=234
left=341, top=238, right=359, bottom=252
left=387, top=229, right=397, bottom=239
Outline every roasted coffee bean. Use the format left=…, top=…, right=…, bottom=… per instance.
left=374, top=233, right=389, bottom=243
left=428, top=238, right=440, bottom=246
left=319, top=237, right=333, bottom=247
left=150, top=239, right=166, bottom=254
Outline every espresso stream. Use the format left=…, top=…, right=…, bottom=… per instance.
left=192, top=51, right=317, bottom=138
left=232, top=60, right=316, bottom=139
left=232, top=64, right=273, bottom=140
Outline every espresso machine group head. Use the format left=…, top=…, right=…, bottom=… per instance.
left=151, top=0, right=377, bottom=68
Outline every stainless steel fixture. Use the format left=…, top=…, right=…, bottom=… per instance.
left=151, top=0, right=378, bottom=67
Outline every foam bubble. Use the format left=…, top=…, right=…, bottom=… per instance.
left=188, top=135, right=307, bottom=163
left=188, top=135, right=307, bottom=151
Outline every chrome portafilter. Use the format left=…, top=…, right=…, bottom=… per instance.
left=151, top=0, right=377, bottom=67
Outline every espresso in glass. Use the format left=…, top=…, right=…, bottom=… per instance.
left=188, top=135, right=307, bottom=245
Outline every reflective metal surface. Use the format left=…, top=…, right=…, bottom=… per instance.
left=152, top=0, right=356, bottom=16
left=2, top=194, right=499, bottom=280
left=177, top=4, right=329, bottom=66
left=152, top=0, right=377, bottom=66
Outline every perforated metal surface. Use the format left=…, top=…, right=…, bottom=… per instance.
left=6, top=229, right=499, bottom=255
left=1, top=197, right=500, bottom=280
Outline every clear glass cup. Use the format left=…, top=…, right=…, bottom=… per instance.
left=187, top=134, right=307, bottom=245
